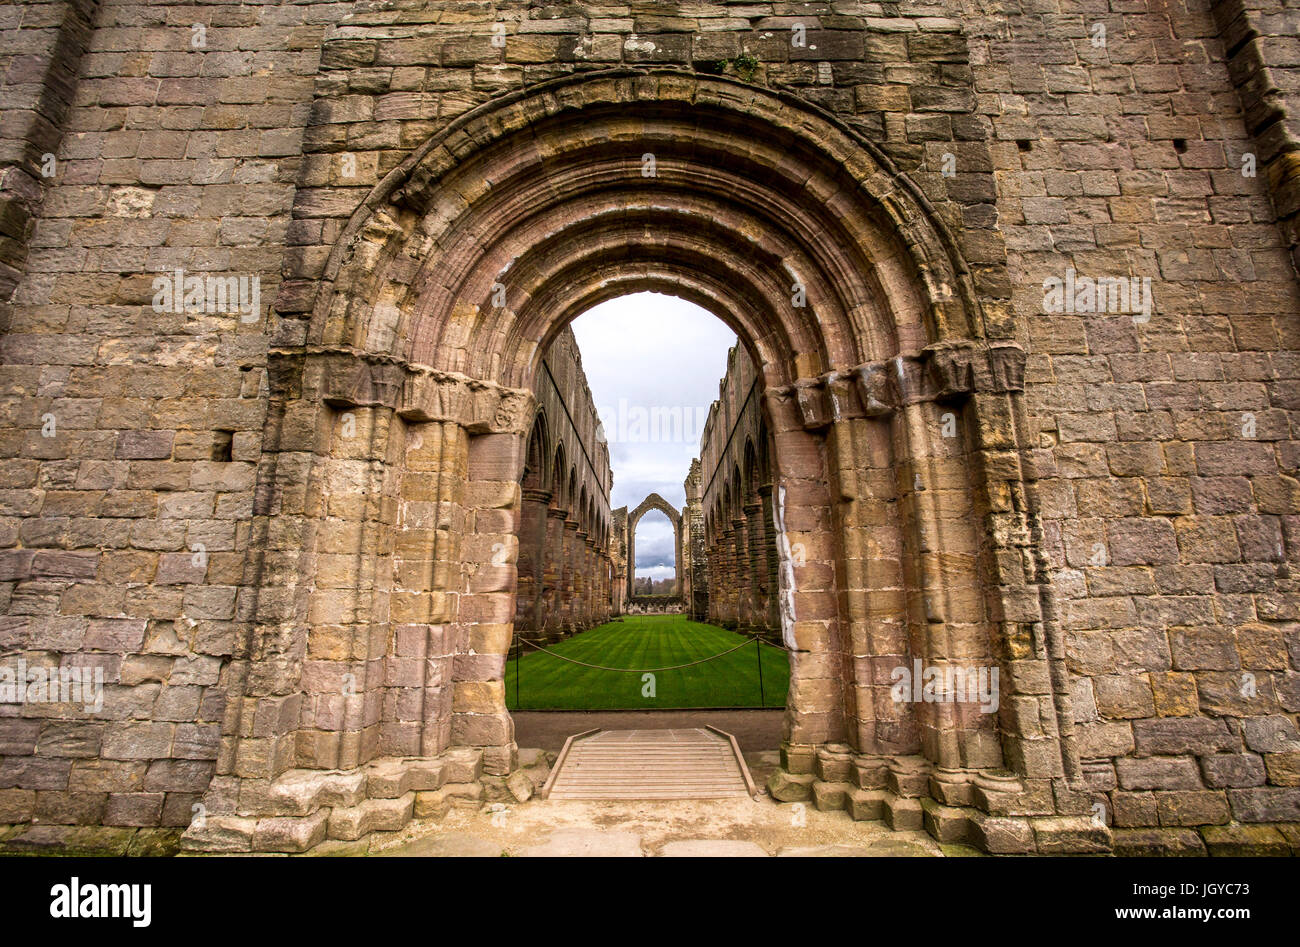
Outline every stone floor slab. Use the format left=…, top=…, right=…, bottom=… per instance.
left=777, top=840, right=935, bottom=857
left=384, top=832, right=506, bottom=857
left=514, top=828, right=644, bottom=857
left=658, top=839, right=768, bottom=857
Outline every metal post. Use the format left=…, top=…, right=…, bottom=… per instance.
left=514, top=633, right=520, bottom=710
left=755, top=637, right=765, bottom=708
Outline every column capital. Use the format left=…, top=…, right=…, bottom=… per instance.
left=279, top=345, right=536, bottom=434
left=764, top=340, right=1027, bottom=431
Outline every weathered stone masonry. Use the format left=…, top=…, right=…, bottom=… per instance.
left=696, top=344, right=782, bottom=642
left=624, top=491, right=681, bottom=603
left=0, top=0, right=1297, bottom=855
left=514, top=326, right=614, bottom=645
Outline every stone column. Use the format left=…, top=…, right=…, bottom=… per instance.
left=762, top=382, right=847, bottom=752
left=298, top=402, right=400, bottom=774
left=604, top=552, right=613, bottom=621
left=743, top=501, right=763, bottom=635
left=543, top=507, right=567, bottom=641
left=591, top=546, right=602, bottom=625
left=515, top=488, right=551, bottom=642
left=587, top=537, right=598, bottom=626
left=708, top=528, right=725, bottom=624
left=561, top=518, right=580, bottom=636
left=585, top=537, right=595, bottom=626
left=758, top=484, right=780, bottom=640
left=575, top=530, right=589, bottom=630
left=731, top=517, right=748, bottom=630
left=400, top=418, right=469, bottom=761
left=717, top=524, right=733, bottom=627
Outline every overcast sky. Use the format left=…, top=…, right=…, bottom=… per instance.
left=569, top=292, right=736, bottom=579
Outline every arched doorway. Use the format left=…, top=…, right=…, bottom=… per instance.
left=196, top=71, right=1079, bottom=852
left=627, top=493, right=682, bottom=603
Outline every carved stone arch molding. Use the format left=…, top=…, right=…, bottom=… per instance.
left=191, top=70, right=1093, bottom=854
left=627, top=493, right=684, bottom=600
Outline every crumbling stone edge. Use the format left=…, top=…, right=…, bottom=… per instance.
left=769, top=745, right=1300, bottom=856
left=0, top=747, right=554, bottom=856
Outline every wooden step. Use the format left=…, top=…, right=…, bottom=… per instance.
left=542, top=727, right=755, bottom=801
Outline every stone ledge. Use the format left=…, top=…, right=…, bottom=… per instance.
left=328, top=794, right=415, bottom=841
left=1030, top=816, right=1112, bottom=854
left=182, top=749, right=486, bottom=853
left=264, top=769, right=367, bottom=816
left=0, top=825, right=181, bottom=857
left=1113, top=828, right=1208, bottom=857
left=1199, top=823, right=1295, bottom=856
left=773, top=767, right=1119, bottom=853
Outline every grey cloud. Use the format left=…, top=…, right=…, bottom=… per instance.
left=571, top=292, right=736, bottom=513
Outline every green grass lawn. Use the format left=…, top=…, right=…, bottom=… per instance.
left=505, top=615, right=790, bottom=710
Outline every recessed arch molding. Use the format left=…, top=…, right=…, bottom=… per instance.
left=189, top=70, right=1083, bottom=857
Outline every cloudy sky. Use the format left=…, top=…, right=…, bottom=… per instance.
left=569, top=293, right=736, bottom=579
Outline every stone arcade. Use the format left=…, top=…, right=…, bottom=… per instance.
left=512, top=326, right=616, bottom=645
left=0, top=1, right=1298, bottom=856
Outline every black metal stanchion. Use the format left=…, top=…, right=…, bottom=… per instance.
left=514, top=633, right=521, bottom=710
left=755, top=637, right=765, bottom=708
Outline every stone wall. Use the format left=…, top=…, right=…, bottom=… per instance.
left=1211, top=0, right=1300, bottom=271
left=609, top=506, right=628, bottom=616
left=695, top=344, right=781, bottom=641
left=0, top=0, right=359, bottom=835
left=0, top=0, right=1295, bottom=855
left=514, top=326, right=614, bottom=643
left=681, top=459, right=707, bottom=620
left=623, top=492, right=681, bottom=601
left=0, top=0, right=97, bottom=301
left=967, top=0, right=1300, bottom=848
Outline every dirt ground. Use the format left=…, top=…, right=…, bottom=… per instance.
left=366, top=795, right=960, bottom=857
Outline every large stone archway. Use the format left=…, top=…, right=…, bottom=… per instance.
left=626, top=493, right=682, bottom=601
left=186, top=70, right=1089, bottom=854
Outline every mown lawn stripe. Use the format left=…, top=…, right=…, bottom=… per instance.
left=504, top=615, right=790, bottom=710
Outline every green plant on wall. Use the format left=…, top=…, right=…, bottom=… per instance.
left=698, top=54, right=760, bottom=81
left=732, top=53, right=759, bottom=81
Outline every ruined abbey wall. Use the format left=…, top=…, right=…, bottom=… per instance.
left=695, top=344, right=781, bottom=641
left=515, top=326, right=614, bottom=643
left=0, top=0, right=1296, bottom=854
